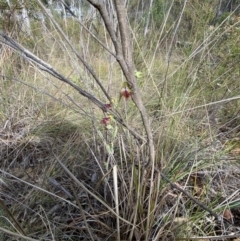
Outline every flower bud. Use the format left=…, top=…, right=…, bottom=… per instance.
left=121, top=87, right=132, bottom=99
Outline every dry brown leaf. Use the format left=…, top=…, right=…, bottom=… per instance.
left=230, top=147, right=240, bottom=155
left=223, top=209, right=233, bottom=220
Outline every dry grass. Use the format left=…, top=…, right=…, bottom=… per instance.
left=1, top=4, right=240, bottom=241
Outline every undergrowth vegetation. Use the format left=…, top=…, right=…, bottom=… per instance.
left=0, top=1, right=240, bottom=240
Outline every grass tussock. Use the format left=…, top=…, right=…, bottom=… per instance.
left=1, top=2, right=240, bottom=241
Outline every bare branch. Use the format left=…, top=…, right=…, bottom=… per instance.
left=0, top=31, right=144, bottom=142
left=86, top=1, right=156, bottom=169
left=59, top=0, right=116, bottom=58
left=114, top=0, right=133, bottom=65
left=37, top=0, right=111, bottom=103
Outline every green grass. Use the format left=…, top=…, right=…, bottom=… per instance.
left=0, top=3, right=240, bottom=240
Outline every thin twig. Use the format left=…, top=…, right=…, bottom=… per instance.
left=59, top=0, right=116, bottom=58
left=0, top=32, right=144, bottom=142
left=160, top=172, right=220, bottom=220
left=36, top=0, right=112, bottom=103
left=0, top=199, right=26, bottom=236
